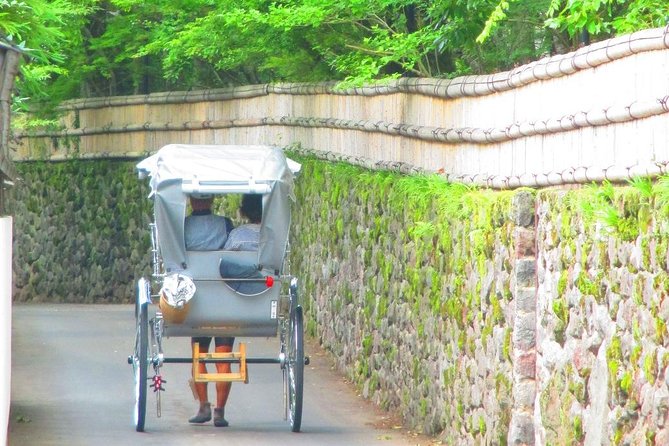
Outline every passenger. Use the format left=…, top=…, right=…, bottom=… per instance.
left=184, top=195, right=233, bottom=250
left=222, top=194, right=264, bottom=294
left=185, top=195, right=234, bottom=428
left=224, top=193, right=262, bottom=251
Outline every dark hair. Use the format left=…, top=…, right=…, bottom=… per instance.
left=240, top=194, right=262, bottom=223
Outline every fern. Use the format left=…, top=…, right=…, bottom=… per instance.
left=409, top=221, right=436, bottom=240
left=598, top=206, right=620, bottom=233
left=654, top=174, right=669, bottom=210
left=628, top=176, right=653, bottom=199
left=597, top=180, right=615, bottom=203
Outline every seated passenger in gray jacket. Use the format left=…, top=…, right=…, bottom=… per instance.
left=222, top=194, right=264, bottom=294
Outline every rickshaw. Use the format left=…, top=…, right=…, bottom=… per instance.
left=128, top=144, right=305, bottom=433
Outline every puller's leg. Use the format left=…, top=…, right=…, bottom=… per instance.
left=189, top=340, right=212, bottom=423
left=213, top=341, right=233, bottom=427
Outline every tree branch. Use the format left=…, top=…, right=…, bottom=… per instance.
left=344, top=44, right=392, bottom=56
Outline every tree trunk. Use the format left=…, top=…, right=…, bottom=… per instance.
left=0, top=44, right=21, bottom=214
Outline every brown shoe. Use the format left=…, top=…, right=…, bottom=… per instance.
left=189, top=402, right=211, bottom=423
left=213, top=408, right=229, bottom=427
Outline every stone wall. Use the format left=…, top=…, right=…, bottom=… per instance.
left=535, top=185, right=669, bottom=445
left=10, top=159, right=152, bottom=302
left=290, top=157, right=526, bottom=443
left=10, top=156, right=669, bottom=444
left=289, top=157, right=669, bottom=445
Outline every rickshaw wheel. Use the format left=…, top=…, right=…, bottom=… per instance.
left=287, top=306, right=304, bottom=432
left=133, top=282, right=149, bottom=432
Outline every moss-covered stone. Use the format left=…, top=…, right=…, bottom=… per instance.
left=288, top=155, right=515, bottom=440
left=10, top=159, right=152, bottom=303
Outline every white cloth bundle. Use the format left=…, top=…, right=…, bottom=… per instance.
left=160, top=274, right=196, bottom=309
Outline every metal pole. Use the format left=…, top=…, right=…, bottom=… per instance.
left=162, top=357, right=282, bottom=364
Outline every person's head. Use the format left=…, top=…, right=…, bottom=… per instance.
left=240, top=194, right=262, bottom=223
left=189, top=195, right=213, bottom=213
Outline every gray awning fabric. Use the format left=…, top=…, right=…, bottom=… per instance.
left=137, top=144, right=300, bottom=273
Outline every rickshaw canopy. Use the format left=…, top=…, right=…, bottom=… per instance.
left=136, top=144, right=301, bottom=274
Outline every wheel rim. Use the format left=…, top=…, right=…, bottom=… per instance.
left=281, top=335, right=288, bottom=421
left=133, top=294, right=148, bottom=432
left=287, top=307, right=303, bottom=432
left=133, top=343, right=140, bottom=425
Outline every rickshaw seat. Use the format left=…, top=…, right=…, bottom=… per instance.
left=186, top=250, right=266, bottom=294
left=185, top=250, right=257, bottom=280
left=161, top=250, right=280, bottom=338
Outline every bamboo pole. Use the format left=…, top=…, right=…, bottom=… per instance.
left=59, top=84, right=270, bottom=110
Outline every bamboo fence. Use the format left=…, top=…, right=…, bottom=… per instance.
left=15, top=26, right=669, bottom=189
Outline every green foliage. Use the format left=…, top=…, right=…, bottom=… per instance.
left=575, top=270, right=602, bottom=300
left=476, top=0, right=515, bottom=43
left=654, top=316, right=666, bottom=344
left=572, top=415, right=584, bottom=441
left=546, top=0, right=617, bottom=37
left=611, top=0, right=669, bottom=34
left=643, top=351, right=657, bottom=385
left=8, top=0, right=669, bottom=115
left=409, top=221, right=436, bottom=241
left=181, top=0, right=451, bottom=82
left=544, top=0, right=669, bottom=41
left=553, top=296, right=569, bottom=344
left=653, top=174, right=669, bottom=214
left=580, top=181, right=614, bottom=224
left=552, top=297, right=569, bottom=324
left=502, top=328, right=512, bottom=361
left=607, top=335, right=623, bottom=386
left=557, top=270, right=568, bottom=296
left=2, top=0, right=94, bottom=114
left=619, top=370, right=632, bottom=395
left=628, top=176, right=653, bottom=200
left=0, top=0, right=79, bottom=61
left=575, top=180, right=648, bottom=242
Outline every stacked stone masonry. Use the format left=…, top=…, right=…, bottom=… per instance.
left=9, top=157, right=669, bottom=445
left=509, top=191, right=538, bottom=445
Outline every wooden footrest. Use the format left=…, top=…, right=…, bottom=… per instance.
left=192, top=342, right=248, bottom=383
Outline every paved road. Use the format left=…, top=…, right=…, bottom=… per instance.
left=9, top=304, right=434, bottom=445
